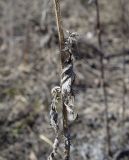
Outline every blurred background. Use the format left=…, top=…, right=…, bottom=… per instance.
left=0, top=0, right=129, bottom=159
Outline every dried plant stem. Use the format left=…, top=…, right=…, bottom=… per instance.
left=49, top=1, right=76, bottom=158
left=23, top=23, right=31, bottom=64
left=95, top=0, right=111, bottom=157
left=120, top=0, right=127, bottom=124
left=52, top=0, right=71, bottom=159
left=53, top=0, right=64, bottom=50
left=122, top=51, right=126, bottom=123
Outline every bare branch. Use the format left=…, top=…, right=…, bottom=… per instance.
left=95, top=0, right=111, bottom=158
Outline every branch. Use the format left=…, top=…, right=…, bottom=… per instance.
left=95, top=0, right=111, bottom=158
left=120, top=0, right=127, bottom=124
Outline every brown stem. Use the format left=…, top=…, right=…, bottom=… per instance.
left=53, top=0, right=70, bottom=159
left=53, top=0, right=64, bottom=50
left=120, top=0, right=127, bottom=124
left=95, top=0, right=111, bottom=158
left=23, top=23, right=31, bottom=64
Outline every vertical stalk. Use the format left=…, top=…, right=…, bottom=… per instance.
left=53, top=0, right=70, bottom=159
left=95, top=0, right=111, bottom=158
left=53, top=0, right=64, bottom=50
left=120, top=0, right=127, bottom=124
left=6, top=0, right=14, bottom=65
left=23, top=23, right=31, bottom=64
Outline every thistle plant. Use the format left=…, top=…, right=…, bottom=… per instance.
left=48, top=0, right=77, bottom=160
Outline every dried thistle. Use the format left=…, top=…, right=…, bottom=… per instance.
left=48, top=0, right=78, bottom=160
left=48, top=42, right=77, bottom=159
left=63, top=31, right=78, bottom=53
left=48, top=87, right=60, bottom=160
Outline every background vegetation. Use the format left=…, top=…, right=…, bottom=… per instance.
left=0, top=0, right=129, bottom=159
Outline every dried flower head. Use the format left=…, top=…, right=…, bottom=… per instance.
left=63, top=30, right=79, bottom=53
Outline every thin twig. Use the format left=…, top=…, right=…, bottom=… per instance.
left=53, top=0, right=64, bottom=50
left=120, top=0, right=127, bottom=124
left=95, top=0, right=111, bottom=158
